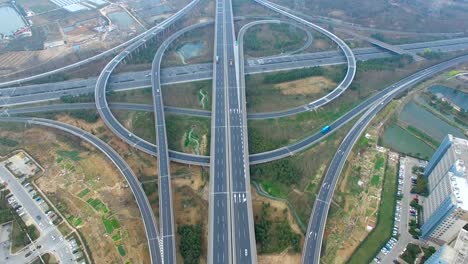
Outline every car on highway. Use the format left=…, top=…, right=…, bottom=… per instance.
left=321, top=125, right=331, bottom=134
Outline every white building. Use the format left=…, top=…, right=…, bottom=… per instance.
left=421, top=135, right=468, bottom=244
left=425, top=225, right=468, bottom=264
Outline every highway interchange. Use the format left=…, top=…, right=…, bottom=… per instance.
left=2, top=36, right=468, bottom=108
left=0, top=0, right=467, bottom=263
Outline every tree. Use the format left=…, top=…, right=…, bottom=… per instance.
left=177, top=224, right=202, bottom=264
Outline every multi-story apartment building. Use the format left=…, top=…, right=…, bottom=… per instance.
left=421, top=135, right=468, bottom=243
left=425, top=225, right=468, bottom=264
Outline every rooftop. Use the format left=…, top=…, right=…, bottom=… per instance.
left=449, top=135, right=468, bottom=210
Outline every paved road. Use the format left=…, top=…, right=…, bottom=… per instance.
left=2, top=103, right=211, bottom=119
left=1, top=50, right=467, bottom=264
left=0, top=165, right=74, bottom=264
left=301, top=54, right=468, bottom=263
left=150, top=23, right=190, bottom=264
left=4, top=55, right=468, bottom=169
left=0, top=117, right=163, bottom=264
left=94, top=2, right=208, bottom=168
left=207, top=0, right=231, bottom=261
left=0, top=0, right=194, bottom=88
left=2, top=57, right=464, bottom=264
left=2, top=37, right=467, bottom=107
left=224, top=0, right=257, bottom=262
left=378, top=157, right=422, bottom=263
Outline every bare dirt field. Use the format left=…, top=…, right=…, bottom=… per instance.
left=0, top=124, right=149, bottom=263
left=321, top=109, right=394, bottom=264
left=258, top=251, right=301, bottom=264
left=275, top=76, right=336, bottom=96
left=0, top=48, right=69, bottom=76
left=252, top=188, right=302, bottom=235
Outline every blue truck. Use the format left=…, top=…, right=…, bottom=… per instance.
left=321, top=125, right=331, bottom=134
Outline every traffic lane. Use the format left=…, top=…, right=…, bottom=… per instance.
left=5, top=55, right=467, bottom=172
left=250, top=55, right=468, bottom=163
left=0, top=165, right=75, bottom=263
left=2, top=38, right=467, bottom=97
left=152, top=40, right=176, bottom=263
left=11, top=56, right=462, bottom=168
left=3, top=41, right=467, bottom=108
left=303, top=88, right=407, bottom=263
left=210, top=0, right=231, bottom=262
left=225, top=0, right=255, bottom=260
left=0, top=117, right=162, bottom=264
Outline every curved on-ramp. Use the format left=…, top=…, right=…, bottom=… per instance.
left=0, top=0, right=200, bottom=88
left=150, top=19, right=189, bottom=264
left=94, top=3, right=211, bottom=166
left=92, top=4, right=357, bottom=166
left=6, top=56, right=468, bottom=168
left=301, top=54, right=468, bottom=264
left=251, top=0, right=357, bottom=119
left=0, top=117, right=162, bottom=264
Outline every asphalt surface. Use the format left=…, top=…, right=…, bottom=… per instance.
left=0, top=165, right=74, bottom=264
left=1, top=19, right=466, bottom=264
left=4, top=54, right=468, bottom=169
left=150, top=23, right=186, bottom=264
left=0, top=2, right=192, bottom=88
left=208, top=0, right=231, bottom=261
left=301, top=54, right=468, bottom=263
left=0, top=117, right=162, bottom=264
left=2, top=37, right=467, bottom=107
left=1, top=56, right=464, bottom=264
left=1, top=103, right=211, bottom=119
left=94, top=1, right=209, bottom=170
left=224, top=0, right=257, bottom=262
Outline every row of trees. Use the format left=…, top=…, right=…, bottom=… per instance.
left=262, top=65, right=346, bottom=84
left=255, top=202, right=301, bottom=253
left=178, top=224, right=202, bottom=264
left=0, top=137, right=19, bottom=147
left=357, top=55, right=414, bottom=73
left=251, top=159, right=300, bottom=185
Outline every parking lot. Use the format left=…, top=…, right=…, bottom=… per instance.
left=0, top=162, right=76, bottom=263
left=373, top=156, right=427, bottom=264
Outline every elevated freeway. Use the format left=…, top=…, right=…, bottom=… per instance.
left=150, top=24, right=181, bottom=264
left=1, top=37, right=468, bottom=107
left=4, top=55, right=468, bottom=168
left=0, top=0, right=200, bottom=88
left=4, top=55, right=467, bottom=264
left=224, top=0, right=257, bottom=261
left=301, top=54, right=468, bottom=263
left=0, top=117, right=162, bottom=264
left=2, top=52, right=467, bottom=264
left=207, top=0, right=231, bottom=261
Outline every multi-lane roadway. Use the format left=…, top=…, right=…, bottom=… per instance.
left=302, top=54, right=468, bottom=263
left=151, top=25, right=181, bottom=264
left=224, top=0, right=257, bottom=261
left=1, top=37, right=468, bottom=107
left=4, top=56, right=468, bottom=168
left=0, top=0, right=467, bottom=263
left=0, top=117, right=162, bottom=264
left=208, top=0, right=231, bottom=261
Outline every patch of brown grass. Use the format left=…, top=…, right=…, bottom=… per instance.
left=275, top=76, right=336, bottom=96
